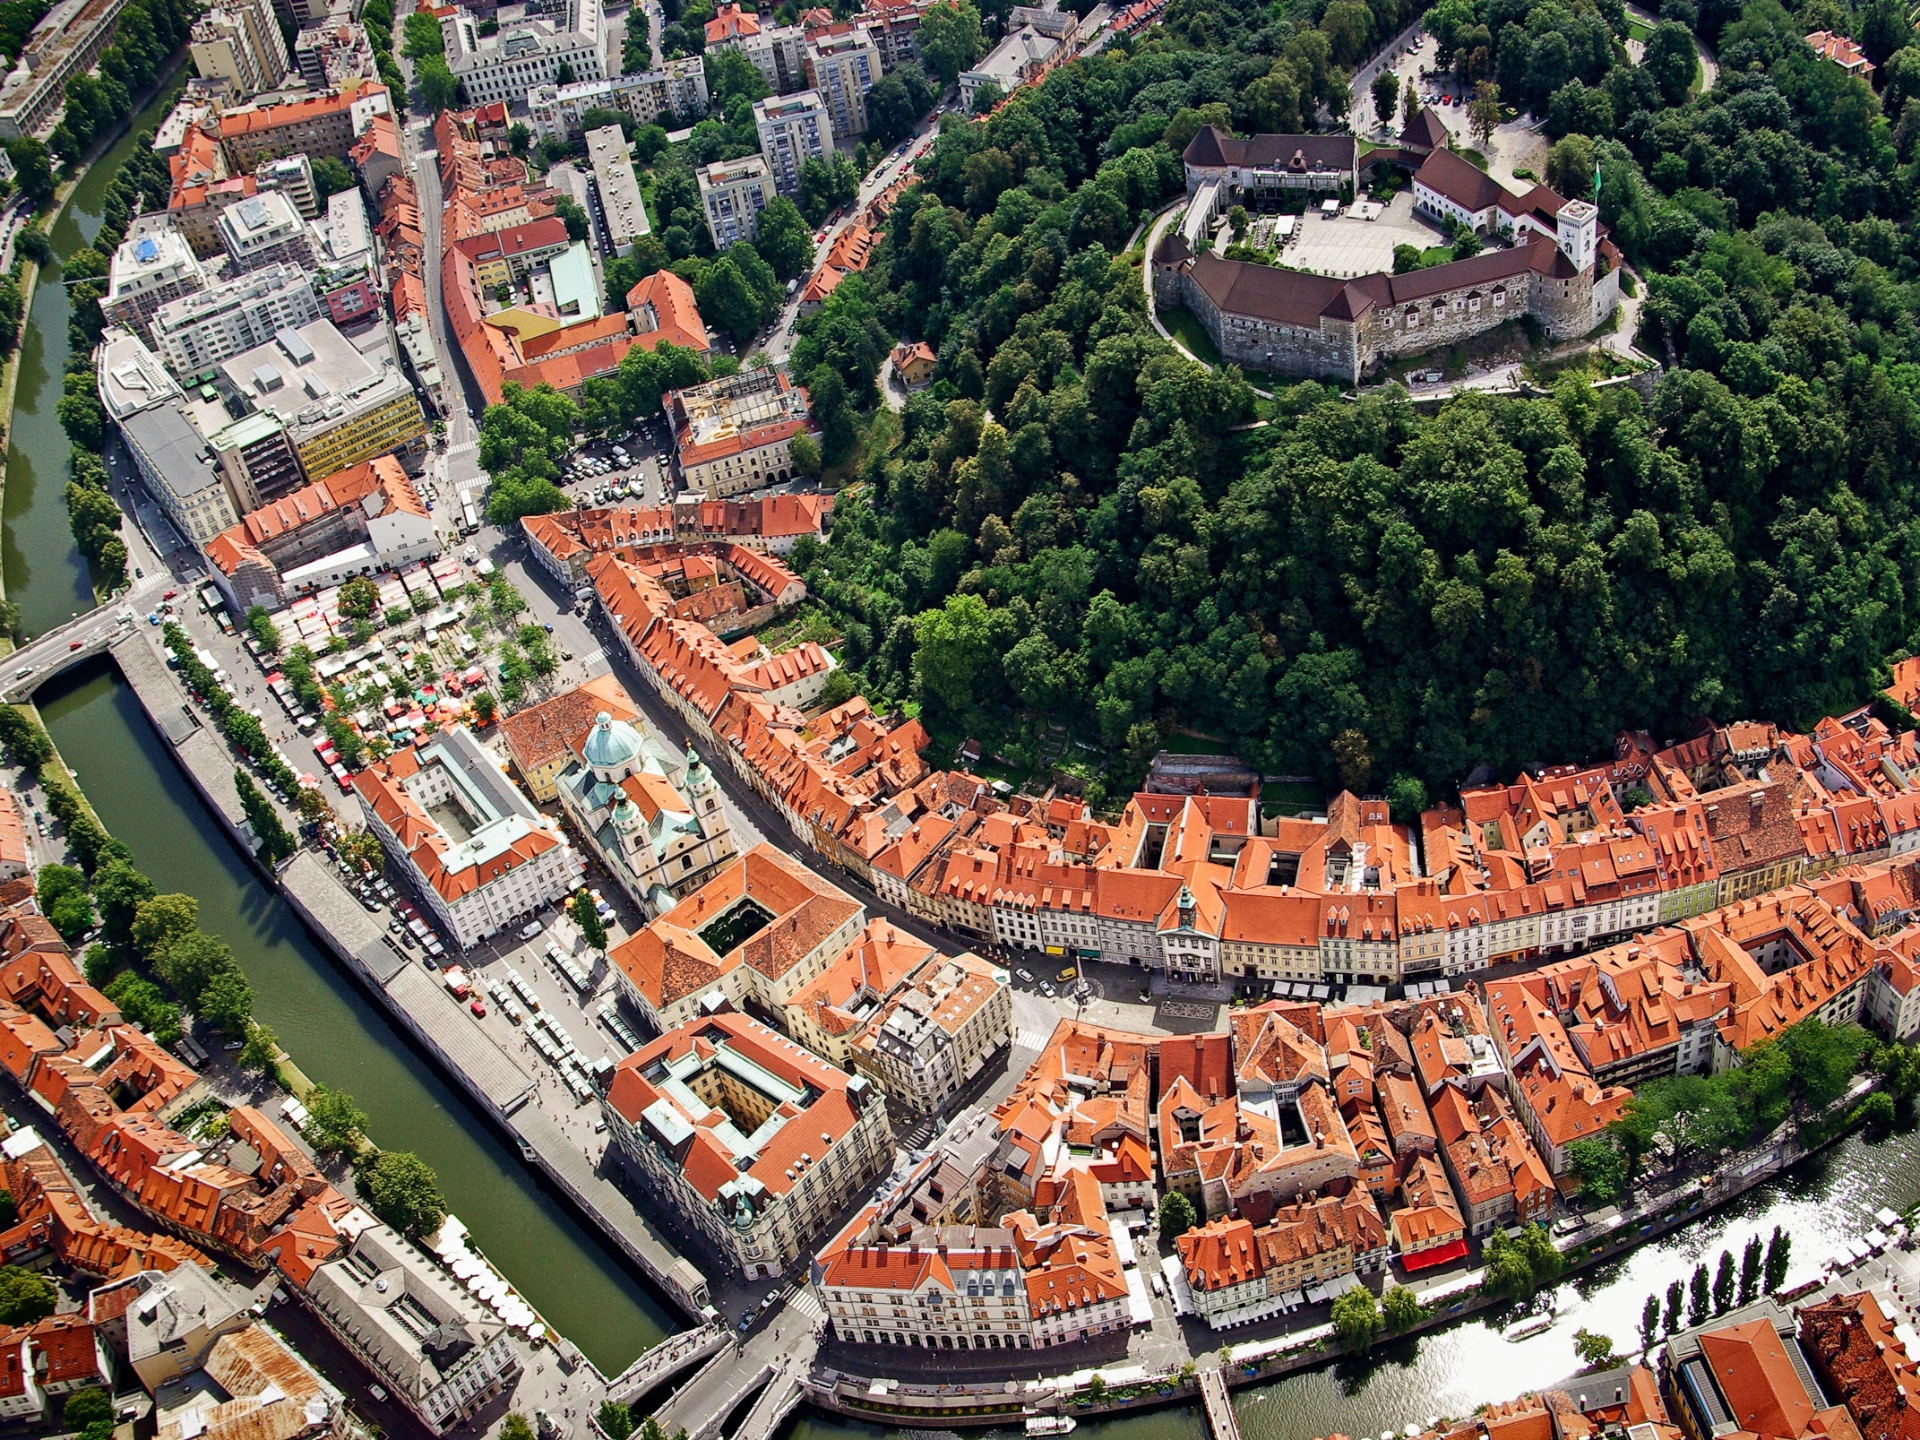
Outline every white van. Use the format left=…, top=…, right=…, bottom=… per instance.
left=518, top=920, right=544, bottom=941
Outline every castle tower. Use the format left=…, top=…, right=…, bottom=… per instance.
left=1556, top=199, right=1599, bottom=273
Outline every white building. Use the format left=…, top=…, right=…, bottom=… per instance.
left=0, top=0, right=128, bottom=139
left=708, top=15, right=810, bottom=95
left=441, top=0, right=606, bottom=108
left=555, top=712, right=738, bottom=915
left=805, top=27, right=879, bottom=137
left=151, top=266, right=322, bottom=378
left=850, top=951, right=1011, bottom=1114
left=958, top=6, right=1075, bottom=112
left=189, top=0, right=290, bottom=100
left=102, top=229, right=207, bottom=339
left=525, top=59, right=708, bottom=140
left=96, top=328, right=184, bottom=423
left=585, top=124, right=650, bottom=257
left=696, top=154, right=771, bottom=249
left=754, top=90, right=833, bottom=196
left=353, top=726, right=583, bottom=950
left=302, top=1226, right=521, bottom=1434
left=218, top=191, right=316, bottom=275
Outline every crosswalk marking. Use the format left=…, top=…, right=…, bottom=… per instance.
left=1013, top=1026, right=1052, bottom=1051
left=786, top=1289, right=824, bottom=1321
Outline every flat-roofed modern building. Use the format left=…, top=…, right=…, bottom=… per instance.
left=215, top=320, right=426, bottom=480
left=96, top=329, right=184, bottom=422
left=804, top=26, right=880, bottom=137
left=754, top=90, right=833, bottom=196
left=696, top=154, right=771, bottom=249
left=150, top=264, right=322, bottom=378
left=585, top=124, right=650, bottom=257
left=102, top=229, right=207, bottom=339
left=119, top=402, right=243, bottom=546
left=218, top=190, right=315, bottom=275
left=602, top=1010, right=894, bottom=1279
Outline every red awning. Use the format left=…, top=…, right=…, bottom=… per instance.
left=1399, top=1237, right=1469, bottom=1272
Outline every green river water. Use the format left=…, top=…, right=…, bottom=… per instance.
left=13, top=68, right=1920, bottom=1440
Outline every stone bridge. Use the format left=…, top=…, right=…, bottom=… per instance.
left=0, top=579, right=169, bottom=703
left=603, top=1324, right=729, bottom=1410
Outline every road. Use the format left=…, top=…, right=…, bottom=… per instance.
left=762, top=105, right=949, bottom=367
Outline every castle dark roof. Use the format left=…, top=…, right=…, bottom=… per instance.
left=1400, top=107, right=1450, bottom=153
left=1154, top=231, right=1192, bottom=265
left=1181, top=236, right=1579, bottom=329
left=1185, top=251, right=1350, bottom=330
left=1183, top=126, right=1357, bottom=175
left=1414, top=147, right=1511, bottom=213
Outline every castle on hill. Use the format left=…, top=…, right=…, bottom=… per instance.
left=1154, top=118, right=1622, bottom=385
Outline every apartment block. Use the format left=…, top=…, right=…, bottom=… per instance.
left=216, top=79, right=385, bottom=169
left=525, top=59, right=709, bottom=140
left=189, top=0, right=291, bottom=99
left=697, top=154, right=772, bottom=249
left=218, top=191, right=316, bottom=274
left=754, top=90, right=833, bottom=195
left=805, top=26, right=880, bottom=137
left=102, top=229, right=207, bottom=339
left=586, top=124, right=650, bottom=257
left=0, top=0, right=128, bottom=140
left=705, top=6, right=810, bottom=93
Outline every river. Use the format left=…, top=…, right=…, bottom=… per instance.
left=11, top=65, right=1920, bottom=1440
left=7, top=73, right=678, bottom=1378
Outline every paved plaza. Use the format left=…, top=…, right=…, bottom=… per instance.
left=1284, top=189, right=1440, bottom=278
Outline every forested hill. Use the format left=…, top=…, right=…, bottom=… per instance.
left=788, top=0, right=1920, bottom=810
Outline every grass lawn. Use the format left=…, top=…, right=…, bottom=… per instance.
left=1627, top=17, right=1652, bottom=38
left=1159, top=305, right=1226, bottom=367
left=1418, top=245, right=1455, bottom=266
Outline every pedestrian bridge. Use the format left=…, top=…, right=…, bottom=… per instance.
left=603, top=1324, right=729, bottom=1410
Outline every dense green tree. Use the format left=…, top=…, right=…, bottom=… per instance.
left=357, top=1150, right=446, bottom=1236
left=1157, top=1190, right=1195, bottom=1236
left=306, top=1084, right=368, bottom=1152
left=572, top=890, right=608, bottom=951
left=1764, top=1226, right=1791, bottom=1291
left=0, top=1266, right=55, bottom=1325
left=235, top=769, right=295, bottom=866
left=1332, top=1286, right=1382, bottom=1350
left=416, top=57, right=460, bottom=112
left=919, top=0, right=984, bottom=84
left=1382, top=1284, right=1426, bottom=1332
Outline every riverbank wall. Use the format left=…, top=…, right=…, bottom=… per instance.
left=795, top=1094, right=1880, bottom=1431
left=105, top=626, right=714, bottom=1332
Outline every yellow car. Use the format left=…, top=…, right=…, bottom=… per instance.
left=1057, top=967, right=1077, bottom=981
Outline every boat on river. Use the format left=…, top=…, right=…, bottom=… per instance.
left=1026, top=1417, right=1077, bottom=1435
